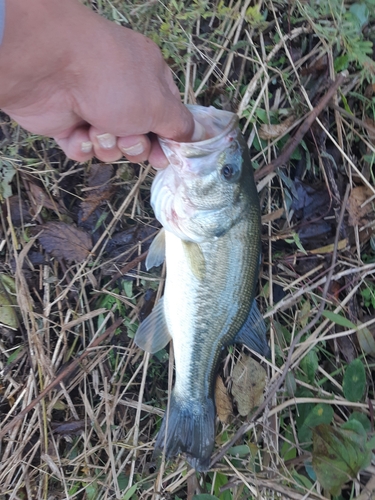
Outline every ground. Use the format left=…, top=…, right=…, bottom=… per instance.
left=1, top=1, right=375, bottom=499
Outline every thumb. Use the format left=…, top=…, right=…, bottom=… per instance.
left=149, top=68, right=197, bottom=142
left=152, top=95, right=195, bottom=142
left=152, top=96, right=207, bottom=143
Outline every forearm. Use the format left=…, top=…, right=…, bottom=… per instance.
left=0, top=0, right=4, bottom=45
left=0, top=0, right=194, bottom=164
left=0, top=0, right=101, bottom=108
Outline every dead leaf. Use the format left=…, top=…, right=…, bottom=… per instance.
left=29, top=183, right=59, bottom=212
left=80, top=164, right=116, bottom=222
left=231, top=355, right=266, bottom=416
left=364, top=83, right=375, bottom=98
left=51, top=420, right=86, bottom=435
left=38, top=222, right=93, bottom=263
left=261, top=207, right=285, bottom=224
left=5, top=196, right=32, bottom=226
left=301, top=54, right=328, bottom=76
left=0, top=274, right=18, bottom=329
left=87, top=163, right=114, bottom=189
left=364, top=117, right=375, bottom=145
left=259, top=115, right=295, bottom=140
left=215, top=375, right=232, bottom=423
left=347, top=186, right=374, bottom=227
left=309, top=239, right=348, bottom=254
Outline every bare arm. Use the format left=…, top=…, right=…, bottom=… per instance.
left=0, top=0, right=195, bottom=166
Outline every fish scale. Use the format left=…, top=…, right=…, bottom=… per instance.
left=135, top=105, right=270, bottom=471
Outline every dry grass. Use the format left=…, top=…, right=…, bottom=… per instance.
left=1, top=1, right=375, bottom=499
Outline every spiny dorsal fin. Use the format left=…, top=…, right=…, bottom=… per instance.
left=146, top=228, right=166, bottom=270
left=134, top=297, right=171, bottom=353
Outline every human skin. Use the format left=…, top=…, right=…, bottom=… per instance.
left=0, top=0, right=195, bottom=167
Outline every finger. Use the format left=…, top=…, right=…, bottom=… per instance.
left=148, top=135, right=169, bottom=169
left=54, top=125, right=94, bottom=162
left=117, top=134, right=151, bottom=163
left=89, top=127, right=124, bottom=162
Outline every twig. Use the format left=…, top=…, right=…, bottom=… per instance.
left=254, top=72, right=348, bottom=181
left=330, top=103, right=375, bottom=136
left=103, top=250, right=148, bottom=289
left=0, top=317, right=123, bottom=440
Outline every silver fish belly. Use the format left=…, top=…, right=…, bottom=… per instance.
left=135, top=105, right=269, bottom=471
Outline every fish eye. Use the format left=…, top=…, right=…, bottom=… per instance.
left=220, top=163, right=241, bottom=182
left=221, top=163, right=236, bottom=181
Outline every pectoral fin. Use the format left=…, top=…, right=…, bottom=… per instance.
left=134, top=297, right=171, bottom=353
left=234, top=301, right=270, bottom=358
left=146, top=228, right=166, bottom=270
left=182, top=241, right=206, bottom=280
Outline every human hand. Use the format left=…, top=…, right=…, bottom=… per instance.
left=0, top=0, right=196, bottom=168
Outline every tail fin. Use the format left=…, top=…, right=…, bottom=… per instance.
left=154, top=392, right=215, bottom=472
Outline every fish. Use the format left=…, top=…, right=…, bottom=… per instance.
left=134, top=105, right=270, bottom=471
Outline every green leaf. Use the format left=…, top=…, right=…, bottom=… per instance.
left=349, top=3, right=369, bottom=27
left=228, top=445, right=250, bottom=458
left=7, top=346, right=23, bottom=365
left=357, top=323, right=375, bottom=356
left=295, top=388, right=315, bottom=430
left=334, top=54, right=349, bottom=72
left=291, top=470, right=314, bottom=490
left=212, top=473, right=231, bottom=500
left=322, top=311, right=356, bottom=329
left=300, top=350, right=318, bottom=383
left=285, top=232, right=307, bottom=254
left=0, top=160, right=16, bottom=200
left=86, top=482, right=98, bottom=500
left=280, top=425, right=297, bottom=461
left=193, top=496, right=220, bottom=500
left=117, top=473, right=129, bottom=490
left=349, top=412, right=371, bottom=433
left=299, top=404, right=334, bottom=444
left=122, top=483, right=138, bottom=500
left=312, top=422, right=372, bottom=495
left=285, top=371, right=297, bottom=397
left=304, top=404, right=334, bottom=428
left=343, top=359, right=366, bottom=402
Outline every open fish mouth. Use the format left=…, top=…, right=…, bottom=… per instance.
left=158, top=105, right=239, bottom=175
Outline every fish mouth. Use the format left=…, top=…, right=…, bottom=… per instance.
left=158, top=106, right=239, bottom=172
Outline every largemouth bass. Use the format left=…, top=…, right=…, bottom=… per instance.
left=135, top=105, right=269, bottom=471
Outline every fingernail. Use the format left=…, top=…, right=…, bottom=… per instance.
left=121, top=142, right=144, bottom=156
left=191, top=119, right=206, bottom=142
left=81, top=141, right=93, bottom=154
left=97, top=133, right=116, bottom=149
